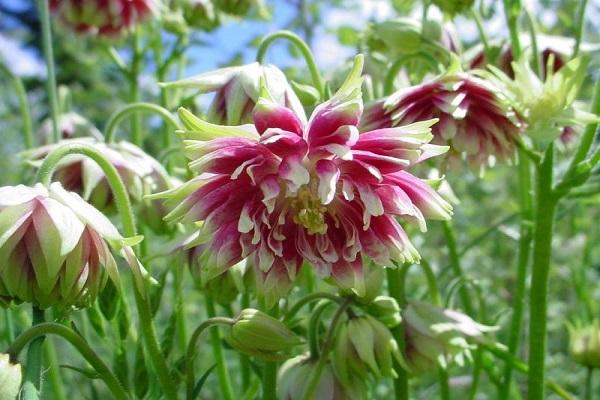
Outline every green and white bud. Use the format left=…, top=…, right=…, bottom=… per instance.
left=0, top=353, right=23, bottom=400
left=227, top=309, right=302, bottom=360
left=183, top=0, right=220, bottom=31
left=568, top=320, right=600, bottom=369
left=366, top=296, right=402, bottom=328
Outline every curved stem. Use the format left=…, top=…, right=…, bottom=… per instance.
left=34, top=143, right=178, bottom=400
left=104, top=102, right=180, bottom=144
left=256, top=30, right=324, bottom=100
left=36, top=0, right=60, bottom=143
left=384, top=52, right=440, bottom=95
left=527, top=144, right=557, bottom=400
left=21, top=307, right=45, bottom=400
left=283, top=292, right=342, bottom=323
left=6, top=322, right=128, bottom=400
left=185, top=316, right=235, bottom=399
left=500, top=149, right=533, bottom=399
left=387, top=268, right=410, bottom=400
left=0, top=61, right=34, bottom=149
left=442, top=221, right=474, bottom=315
left=301, top=298, right=352, bottom=400
left=307, top=301, right=333, bottom=358
left=572, top=0, right=590, bottom=59
left=205, top=297, right=236, bottom=400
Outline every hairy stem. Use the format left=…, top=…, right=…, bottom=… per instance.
left=205, top=297, right=236, bottom=400
left=104, top=102, right=180, bottom=143
left=21, top=307, right=45, bottom=400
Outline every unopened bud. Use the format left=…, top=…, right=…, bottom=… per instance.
left=366, top=296, right=402, bottom=328
left=568, top=320, right=600, bottom=369
left=0, top=353, right=22, bottom=400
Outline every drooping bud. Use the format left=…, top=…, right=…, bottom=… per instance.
left=38, top=112, right=103, bottom=145
left=332, top=314, right=402, bottom=386
left=366, top=296, right=402, bottom=328
left=567, top=320, right=600, bottom=369
left=278, top=354, right=367, bottom=400
left=400, top=301, right=498, bottom=374
left=0, top=183, right=127, bottom=310
left=226, top=309, right=302, bottom=360
left=0, top=353, right=22, bottom=400
left=183, top=0, right=220, bottom=31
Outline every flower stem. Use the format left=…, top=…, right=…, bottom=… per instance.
left=307, top=301, right=333, bottom=358
left=283, top=292, right=342, bottom=323
left=499, top=149, right=533, bottom=399
left=185, top=315, right=235, bottom=399
left=240, top=293, right=251, bottom=392
left=20, top=307, right=45, bottom=400
left=438, top=367, right=450, bottom=400
left=527, top=144, right=557, bottom=400
left=442, top=221, right=474, bottom=315
left=36, top=0, right=60, bottom=143
left=387, top=268, right=410, bottom=400
left=572, top=0, right=590, bottom=59
left=44, top=339, right=67, bottom=400
left=104, top=102, right=180, bottom=143
left=129, top=28, right=143, bottom=146
left=384, top=52, right=440, bottom=95
left=205, top=297, right=236, bottom=400
left=0, top=61, right=34, bottom=148
left=585, top=367, right=594, bottom=400
left=262, top=303, right=279, bottom=400
left=35, top=143, right=178, bottom=400
left=256, top=30, right=325, bottom=100
left=502, top=0, right=522, bottom=59
left=470, top=9, right=491, bottom=61
left=7, top=322, right=128, bottom=399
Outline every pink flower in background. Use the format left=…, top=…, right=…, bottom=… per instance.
left=50, top=0, right=155, bottom=36
left=361, top=73, right=521, bottom=169
left=153, top=56, right=452, bottom=305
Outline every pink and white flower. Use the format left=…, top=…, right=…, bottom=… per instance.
left=152, top=56, right=452, bottom=305
left=360, top=73, right=521, bottom=169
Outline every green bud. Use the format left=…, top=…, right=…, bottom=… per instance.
left=431, top=0, right=475, bottom=16
left=184, top=0, right=220, bottom=31
left=372, top=18, right=422, bottom=55
left=0, top=353, right=22, bottom=400
left=568, top=320, right=600, bottom=369
left=215, top=0, right=253, bottom=16
left=227, top=309, right=302, bottom=360
left=366, top=296, right=402, bottom=328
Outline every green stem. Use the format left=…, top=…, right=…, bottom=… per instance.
left=387, top=268, right=410, bottom=400
left=524, top=8, right=541, bottom=76
left=185, top=315, right=235, bottom=399
left=205, top=297, right=236, bottom=400
left=307, top=301, right=333, bottom=358
left=104, top=102, right=180, bottom=143
left=44, top=339, right=67, bottom=400
left=470, top=9, right=491, bottom=61
left=499, top=149, right=533, bottom=399
left=398, top=260, right=441, bottom=306
left=240, top=293, right=251, bottom=392
left=256, top=30, right=325, bottom=100
left=262, top=304, right=279, bottom=400
left=21, top=307, right=45, bottom=400
left=36, top=0, right=60, bottom=143
left=527, top=144, right=557, bottom=400
left=130, top=28, right=143, bottom=146
left=3, top=308, right=15, bottom=344
left=438, top=367, right=450, bottom=400
left=572, top=0, right=590, bottom=59
left=283, top=292, right=342, bottom=323
left=585, top=367, right=593, bottom=400
left=301, top=299, right=352, bottom=400
left=34, top=143, right=178, bottom=400
left=384, top=52, right=440, bottom=95
left=442, top=221, right=474, bottom=315
left=0, top=61, right=34, bottom=148
left=503, top=0, right=522, bottom=59
left=6, top=322, right=128, bottom=400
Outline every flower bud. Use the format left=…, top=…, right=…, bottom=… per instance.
left=227, top=309, right=302, bottom=360
left=38, top=112, right=103, bottom=145
left=400, top=301, right=497, bottom=374
left=278, top=354, right=366, bottom=400
left=215, top=0, right=252, bottom=16
left=366, top=296, right=402, bottom=328
left=372, top=18, right=423, bottom=55
left=0, top=183, right=127, bottom=310
left=183, top=0, right=220, bottom=31
left=332, top=315, right=401, bottom=386
left=431, top=0, right=475, bottom=16
left=568, top=321, right=600, bottom=369
left=0, top=353, right=21, bottom=400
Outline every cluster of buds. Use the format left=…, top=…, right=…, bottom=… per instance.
left=0, top=183, right=126, bottom=310
left=400, top=301, right=497, bottom=374
left=568, top=320, right=600, bottom=369
left=361, top=72, right=521, bottom=169
left=50, top=0, right=155, bottom=36
left=0, top=353, right=22, bottom=400
left=278, top=354, right=367, bottom=400
left=227, top=309, right=302, bottom=360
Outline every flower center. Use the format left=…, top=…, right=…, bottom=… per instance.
left=290, top=184, right=328, bottom=235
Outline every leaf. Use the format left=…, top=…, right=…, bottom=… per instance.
left=98, top=278, right=119, bottom=321
left=134, top=342, right=149, bottom=399
left=86, top=303, right=106, bottom=338
left=337, top=26, right=360, bottom=47
left=192, top=364, right=217, bottom=399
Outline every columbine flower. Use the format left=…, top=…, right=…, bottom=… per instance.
left=38, top=112, right=103, bottom=145
left=278, top=354, right=367, bottom=400
left=567, top=320, right=600, bottom=369
left=151, top=56, right=452, bottom=305
left=22, top=139, right=171, bottom=231
left=0, top=183, right=128, bottom=310
left=0, top=353, right=22, bottom=400
left=360, top=72, right=521, bottom=169
left=50, top=0, right=155, bottom=36
left=400, top=301, right=497, bottom=374
left=485, top=56, right=599, bottom=143
left=332, top=314, right=401, bottom=386
left=227, top=308, right=302, bottom=360
left=161, top=63, right=306, bottom=126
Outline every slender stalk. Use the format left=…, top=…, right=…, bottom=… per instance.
left=36, top=0, right=60, bottom=143
left=256, top=30, right=325, bottom=100
left=0, top=62, right=34, bottom=148
left=283, top=292, right=342, bottom=323
left=7, top=322, right=128, bottom=400
left=185, top=316, right=235, bottom=399
left=44, top=339, right=67, bottom=400
left=21, top=307, right=45, bottom=400
left=35, top=143, right=178, bottom=400
left=104, top=102, right=180, bottom=143
left=442, top=221, right=474, bottom=315
left=205, top=297, right=236, bottom=400
left=130, top=28, right=143, bottom=146
left=262, top=303, right=279, bottom=400
left=384, top=52, right=440, bottom=95
left=240, top=293, right=251, bottom=392
left=527, top=144, right=557, bottom=400
left=524, top=8, right=541, bottom=76
left=438, top=367, right=450, bottom=400
left=503, top=0, right=522, bottom=59
left=387, top=268, right=410, bottom=400
left=3, top=308, right=15, bottom=344
left=572, top=0, right=590, bottom=59
left=307, top=301, right=333, bottom=358
left=470, top=9, right=491, bottom=61
left=500, top=149, right=533, bottom=399
left=585, top=367, right=593, bottom=400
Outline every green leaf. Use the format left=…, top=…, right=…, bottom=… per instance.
left=192, top=364, right=217, bottom=399
left=337, top=26, right=360, bottom=46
